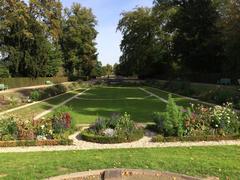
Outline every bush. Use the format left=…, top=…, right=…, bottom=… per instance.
left=207, top=88, right=236, bottom=105
left=189, top=103, right=240, bottom=136
left=163, top=80, right=195, bottom=96
left=152, top=95, right=190, bottom=137
left=40, top=84, right=67, bottom=99
left=0, top=77, right=68, bottom=89
left=30, top=90, right=41, bottom=101
left=81, top=129, right=143, bottom=144
left=81, top=113, right=144, bottom=144
left=0, top=65, right=10, bottom=78
left=0, top=116, right=18, bottom=141
left=52, top=106, right=73, bottom=134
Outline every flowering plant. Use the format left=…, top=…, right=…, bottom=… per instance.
left=189, top=103, right=240, bottom=135
left=210, top=103, right=239, bottom=135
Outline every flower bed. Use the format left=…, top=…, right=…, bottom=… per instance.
left=81, top=113, right=144, bottom=144
left=0, top=139, right=73, bottom=147
left=150, top=95, right=240, bottom=143
left=0, top=106, right=74, bottom=147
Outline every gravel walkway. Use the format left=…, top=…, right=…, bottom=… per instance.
left=0, top=130, right=239, bottom=153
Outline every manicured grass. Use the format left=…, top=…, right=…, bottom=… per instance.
left=66, top=87, right=166, bottom=124
left=8, top=86, right=206, bottom=123
left=0, top=146, right=239, bottom=179
left=11, top=90, right=85, bottom=119
left=65, top=87, right=206, bottom=124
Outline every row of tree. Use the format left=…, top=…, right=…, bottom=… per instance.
left=116, top=0, right=240, bottom=81
left=0, top=0, right=102, bottom=78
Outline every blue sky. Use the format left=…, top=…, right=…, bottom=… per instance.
left=62, top=0, right=153, bottom=65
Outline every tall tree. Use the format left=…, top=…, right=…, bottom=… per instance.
left=118, top=7, right=161, bottom=78
left=218, top=0, right=240, bottom=77
left=0, top=0, right=63, bottom=77
left=170, top=0, right=223, bottom=73
left=61, top=3, right=98, bottom=77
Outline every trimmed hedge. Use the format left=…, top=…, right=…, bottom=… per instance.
left=81, top=129, right=144, bottom=144
left=0, top=139, right=73, bottom=147
left=152, top=134, right=240, bottom=143
left=0, top=77, right=68, bottom=89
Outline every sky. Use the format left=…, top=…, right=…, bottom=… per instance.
left=61, top=0, right=154, bottom=65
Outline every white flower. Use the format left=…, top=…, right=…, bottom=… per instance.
left=215, top=124, right=219, bottom=128
left=41, top=125, right=45, bottom=129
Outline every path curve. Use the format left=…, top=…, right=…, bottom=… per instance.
left=0, top=131, right=239, bottom=153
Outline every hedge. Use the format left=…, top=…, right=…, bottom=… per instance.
left=152, top=134, right=240, bottom=143
left=81, top=129, right=144, bottom=144
left=0, top=77, right=68, bottom=89
left=0, top=139, right=73, bottom=147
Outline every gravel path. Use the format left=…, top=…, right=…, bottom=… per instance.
left=0, top=130, right=239, bottom=153
left=139, top=87, right=168, bottom=103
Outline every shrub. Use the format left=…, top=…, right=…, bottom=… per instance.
left=0, top=65, right=10, bottom=78
left=208, top=89, right=235, bottom=105
left=81, top=113, right=144, bottom=144
left=210, top=103, right=240, bottom=135
left=188, top=103, right=240, bottom=136
left=40, top=84, right=67, bottom=99
left=52, top=106, right=73, bottom=134
left=81, top=129, right=143, bottom=144
left=153, top=95, right=190, bottom=137
left=91, top=117, right=107, bottom=133
left=30, top=90, right=41, bottom=101
left=164, top=80, right=195, bottom=96
left=0, top=116, right=18, bottom=141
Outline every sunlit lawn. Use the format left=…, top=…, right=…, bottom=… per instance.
left=0, top=146, right=239, bottom=180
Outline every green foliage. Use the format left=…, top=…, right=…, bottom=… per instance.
left=30, top=90, right=41, bottom=101
left=153, top=95, right=188, bottom=137
left=0, top=65, right=10, bottom=78
left=0, top=77, right=67, bottom=89
left=0, top=0, right=63, bottom=77
left=61, top=3, right=98, bottom=78
left=81, top=113, right=143, bottom=144
left=52, top=106, right=73, bottom=134
left=0, top=116, right=18, bottom=141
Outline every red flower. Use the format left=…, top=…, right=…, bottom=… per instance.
left=65, top=113, right=71, bottom=128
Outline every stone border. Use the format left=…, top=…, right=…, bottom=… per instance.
left=46, top=168, right=207, bottom=180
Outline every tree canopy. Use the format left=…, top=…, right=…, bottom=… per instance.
left=116, top=0, right=240, bottom=81
left=0, top=0, right=98, bottom=78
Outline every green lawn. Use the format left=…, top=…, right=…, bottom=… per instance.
left=8, top=86, right=206, bottom=123
left=0, top=146, right=239, bottom=179
left=11, top=90, right=85, bottom=119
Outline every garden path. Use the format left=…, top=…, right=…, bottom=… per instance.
left=139, top=87, right=168, bottom=103
left=33, top=88, right=91, bottom=120
left=0, top=130, right=239, bottom=153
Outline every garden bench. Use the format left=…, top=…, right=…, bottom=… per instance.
left=0, top=84, right=8, bottom=91
left=217, top=78, right=231, bottom=85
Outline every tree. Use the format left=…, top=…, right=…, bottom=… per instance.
left=170, top=0, right=223, bottom=73
left=117, top=8, right=156, bottom=77
left=61, top=3, right=98, bottom=78
left=0, top=0, right=63, bottom=77
left=217, top=0, right=240, bottom=78
left=102, top=64, right=113, bottom=78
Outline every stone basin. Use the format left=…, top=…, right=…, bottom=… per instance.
left=47, top=169, right=216, bottom=180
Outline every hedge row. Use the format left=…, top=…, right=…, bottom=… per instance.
left=0, top=77, right=68, bottom=89
left=152, top=134, right=240, bottom=143
left=0, top=139, right=73, bottom=147
left=81, top=130, right=144, bottom=144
